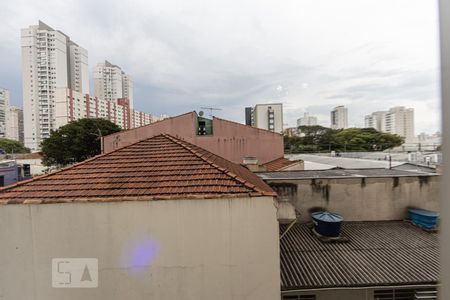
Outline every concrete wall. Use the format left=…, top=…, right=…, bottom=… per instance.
left=103, top=112, right=284, bottom=164
left=266, top=175, right=440, bottom=222
left=0, top=197, right=280, bottom=300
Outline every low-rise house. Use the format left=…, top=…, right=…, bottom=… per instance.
left=0, top=134, right=282, bottom=300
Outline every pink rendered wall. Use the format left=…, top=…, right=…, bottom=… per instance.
left=103, top=112, right=284, bottom=164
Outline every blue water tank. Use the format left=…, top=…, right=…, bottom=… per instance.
left=311, top=211, right=344, bottom=237
left=408, top=208, right=439, bottom=230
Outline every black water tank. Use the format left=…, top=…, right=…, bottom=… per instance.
left=311, top=211, right=343, bottom=237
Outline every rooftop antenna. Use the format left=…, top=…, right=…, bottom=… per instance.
left=200, top=107, right=222, bottom=117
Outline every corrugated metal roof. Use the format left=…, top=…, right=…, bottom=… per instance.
left=257, top=168, right=438, bottom=180
left=288, top=154, right=403, bottom=169
left=280, top=221, right=439, bottom=290
left=0, top=134, right=276, bottom=204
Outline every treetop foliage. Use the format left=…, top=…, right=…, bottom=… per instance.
left=41, top=118, right=121, bottom=166
left=284, top=125, right=404, bottom=153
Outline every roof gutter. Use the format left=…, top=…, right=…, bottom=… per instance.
left=281, top=283, right=439, bottom=294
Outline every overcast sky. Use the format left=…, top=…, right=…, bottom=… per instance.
left=0, top=0, right=441, bottom=133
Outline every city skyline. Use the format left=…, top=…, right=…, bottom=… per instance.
left=0, top=0, right=441, bottom=134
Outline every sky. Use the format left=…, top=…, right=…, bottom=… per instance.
left=0, top=0, right=442, bottom=133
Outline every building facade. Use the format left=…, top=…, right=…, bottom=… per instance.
left=330, top=105, right=348, bottom=129
left=245, top=103, right=283, bottom=133
left=103, top=111, right=284, bottom=164
left=6, top=107, right=24, bottom=144
left=365, top=107, right=414, bottom=141
left=297, top=112, right=318, bottom=127
left=364, top=111, right=387, bottom=131
left=0, top=88, right=10, bottom=138
left=21, top=21, right=89, bottom=150
left=54, top=88, right=151, bottom=130
left=385, top=106, right=415, bottom=141
left=93, top=60, right=134, bottom=108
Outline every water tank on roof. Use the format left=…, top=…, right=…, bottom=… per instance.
left=311, top=211, right=343, bottom=237
left=408, top=208, right=439, bottom=230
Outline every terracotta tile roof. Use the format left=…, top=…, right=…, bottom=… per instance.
left=280, top=221, right=439, bottom=290
left=263, top=157, right=301, bottom=171
left=0, top=134, right=276, bottom=204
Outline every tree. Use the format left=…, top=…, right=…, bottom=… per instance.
left=0, top=138, right=30, bottom=154
left=41, top=118, right=121, bottom=166
left=284, top=126, right=404, bottom=153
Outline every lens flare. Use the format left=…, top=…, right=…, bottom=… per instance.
left=121, top=237, right=159, bottom=276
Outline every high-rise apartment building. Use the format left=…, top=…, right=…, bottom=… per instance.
left=0, top=88, right=10, bottom=138
left=21, top=21, right=89, bottom=150
left=245, top=103, right=283, bottom=133
left=364, top=111, right=387, bottom=131
left=93, top=61, right=134, bottom=108
left=330, top=106, right=348, bottom=129
left=364, top=107, right=414, bottom=141
left=6, top=107, right=24, bottom=144
left=297, top=112, right=318, bottom=127
left=385, top=107, right=415, bottom=141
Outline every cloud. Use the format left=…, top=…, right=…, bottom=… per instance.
left=0, top=0, right=441, bottom=133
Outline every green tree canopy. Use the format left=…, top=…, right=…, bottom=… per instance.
left=41, top=118, right=121, bottom=166
left=0, top=138, right=30, bottom=154
left=285, top=126, right=404, bottom=153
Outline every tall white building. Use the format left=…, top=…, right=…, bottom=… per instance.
left=21, top=21, right=89, bottom=150
left=385, top=107, right=415, bottom=141
left=0, top=88, right=10, bottom=138
left=93, top=61, right=134, bottom=108
left=330, top=105, right=348, bottom=129
left=122, top=74, right=134, bottom=110
left=69, top=42, right=89, bottom=94
left=6, top=107, right=24, bottom=144
left=297, top=112, right=318, bottom=127
left=364, top=107, right=414, bottom=141
left=245, top=103, right=283, bottom=133
left=364, top=111, right=387, bottom=131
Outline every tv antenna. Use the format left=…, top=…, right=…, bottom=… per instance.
left=200, top=107, right=222, bottom=117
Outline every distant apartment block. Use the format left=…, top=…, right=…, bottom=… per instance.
left=0, top=88, right=10, bottom=138
left=365, top=107, right=414, bottom=141
left=330, top=105, right=348, bottom=129
left=55, top=88, right=151, bottom=130
left=93, top=61, right=134, bottom=109
left=245, top=103, right=283, bottom=133
left=0, top=89, right=24, bottom=144
left=6, top=107, right=24, bottom=144
left=364, top=111, right=387, bottom=131
left=21, top=21, right=89, bottom=150
left=297, top=112, right=318, bottom=127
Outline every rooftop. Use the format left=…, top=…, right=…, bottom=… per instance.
left=262, top=157, right=302, bottom=171
left=0, top=134, right=276, bottom=204
left=280, top=221, right=439, bottom=290
left=288, top=154, right=403, bottom=170
left=257, top=168, right=438, bottom=180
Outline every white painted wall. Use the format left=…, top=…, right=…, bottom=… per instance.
left=0, top=197, right=280, bottom=300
